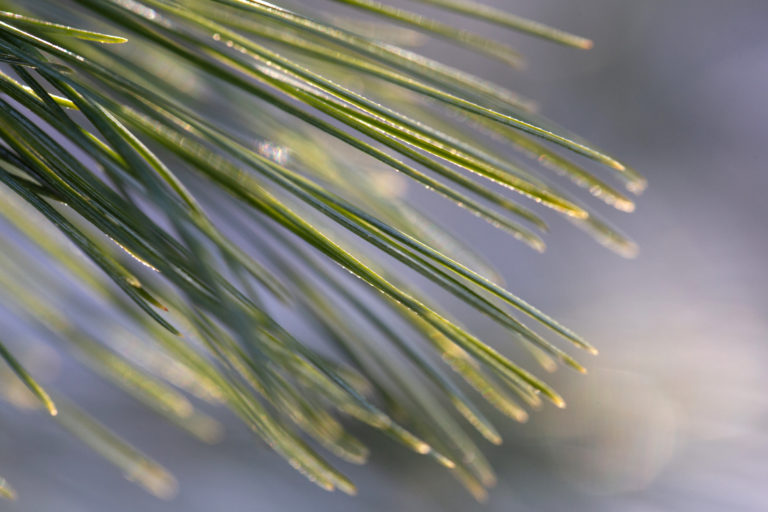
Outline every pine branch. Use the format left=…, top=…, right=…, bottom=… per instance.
left=0, top=0, right=642, bottom=501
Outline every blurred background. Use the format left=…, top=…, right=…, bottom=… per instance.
left=2, top=0, right=768, bottom=510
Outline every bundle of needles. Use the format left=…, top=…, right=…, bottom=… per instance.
left=0, top=0, right=643, bottom=502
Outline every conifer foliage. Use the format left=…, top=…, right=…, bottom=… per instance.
left=0, top=0, right=642, bottom=501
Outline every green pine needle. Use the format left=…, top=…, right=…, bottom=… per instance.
left=0, top=476, right=16, bottom=500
